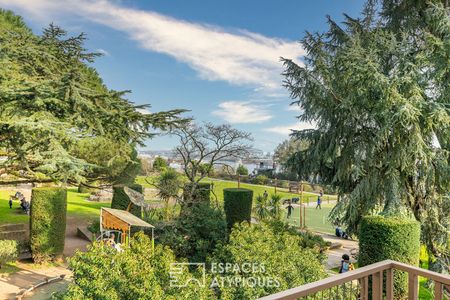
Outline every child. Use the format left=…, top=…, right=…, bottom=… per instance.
left=8, top=196, right=13, bottom=209
left=316, top=191, right=323, bottom=209
left=339, top=254, right=354, bottom=273
left=286, top=201, right=294, bottom=218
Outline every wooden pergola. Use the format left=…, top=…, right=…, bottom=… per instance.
left=100, top=207, right=154, bottom=247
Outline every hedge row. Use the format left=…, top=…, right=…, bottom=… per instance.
left=30, top=188, right=67, bottom=263
left=223, top=188, right=253, bottom=228
left=358, top=216, right=420, bottom=298
left=111, top=184, right=143, bottom=217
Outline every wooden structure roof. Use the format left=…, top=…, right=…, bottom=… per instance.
left=101, top=207, right=154, bottom=233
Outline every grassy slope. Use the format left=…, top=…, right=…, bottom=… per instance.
left=0, top=188, right=110, bottom=225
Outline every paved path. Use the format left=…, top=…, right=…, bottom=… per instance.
left=319, top=233, right=358, bottom=270
left=0, top=265, right=71, bottom=300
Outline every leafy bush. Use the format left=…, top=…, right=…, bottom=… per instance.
left=30, top=187, right=67, bottom=263
left=252, top=175, right=268, bottom=185
left=156, top=203, right=227, bottom=262
left=183, top=182, right=211, bottom=206
left=111, top=184, right=142, bottom=217
left=223, top=188, right=253, bottom=228
left=87, top=219, right=100, bottom=234
left=152, top=156, right=167, bottom=171
left=236, top=164, right=249, bottom=175
left=359, top=216, right=420, bottom=298
left=56, top=233, right=213, bottom=299
left=209, top=223, right=327, bottom=299
left=0, top=240, right=18, bottom=268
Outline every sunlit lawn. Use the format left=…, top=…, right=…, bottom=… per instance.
left=136, top=175, right=337, bottom=204
left=284, top=202, right=335, bottom=234
left=0, top=188, right=110, bottom=225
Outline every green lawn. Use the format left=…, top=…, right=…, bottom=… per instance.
left=284, top=202, right=335, bottom=234
left=0, top=188, right=110, bottom=225
left=136, top=175, right=337, bottom=204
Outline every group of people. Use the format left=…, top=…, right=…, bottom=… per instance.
left=8, top=191, right=30, bottom=215
left=283, top=190, right=324, bottom=218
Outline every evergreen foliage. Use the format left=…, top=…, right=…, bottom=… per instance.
left=282, top=1, right=450, bottom=267
left=56, top=233, right=213, bottom=299
left=30, top=187, right=67, bottom=263
left=156, top=203, right=227, bottom=263
left=0, top=10, right=185, bottom=184
left=152, top=157, right=167, bottom=171
left=210, top=223, right=327, bottom=299
left=236, top=164, right=249, bottom=175
left=111, top=184, right=143, bottom=217
left=223, top=188, right=253, bottom=228
left=359, top=216, right=420, bottom=298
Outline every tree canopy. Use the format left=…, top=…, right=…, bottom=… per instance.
left=282, top=0, right=449, bottom=269
left=0, top=10, right=186, bottom=184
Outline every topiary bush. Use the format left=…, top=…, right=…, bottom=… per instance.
left=223, top=188, right=253, bottom=228
left=358, top=216, right=420, bottom=298
left=30, top=187, right=67, bottom=263
left=111, top=184, right=142, bottom=217
left=0, top=240, right=18, bottom=268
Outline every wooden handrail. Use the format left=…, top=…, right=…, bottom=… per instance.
left=258, top=260, right=450, bottom=300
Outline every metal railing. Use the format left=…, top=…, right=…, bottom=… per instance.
left=259, top=260, right=450, bottom=300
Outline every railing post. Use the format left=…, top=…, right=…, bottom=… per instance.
left=386, top=268, right=394, bottom=300
left=361, top=276, right=369, bottom=300
left=434, top=282, right=443, bottom=300
left=408, top=273, right=418, bottom=300
left=372, top=271, right=383, bottom=300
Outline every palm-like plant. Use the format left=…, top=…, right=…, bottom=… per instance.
left=253, top=194, right=270, bottom=221
left=269, top=194, right=282, bottom=220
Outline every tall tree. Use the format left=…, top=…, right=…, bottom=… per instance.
left=282, top=1, right=449, bottom=270
left=0, top=10, right=185, bottom=185
left=172, top=122, right=252, bottom=205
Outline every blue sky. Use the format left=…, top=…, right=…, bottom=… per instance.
left=0, top=0, right=365, bottom=152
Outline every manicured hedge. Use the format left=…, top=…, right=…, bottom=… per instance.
left=358, top=216, right=420, bottom=298
left=30, top=188, right=67, bottom=263
left=111, top=184, right=142, bottom=217
left=183, top=182, right=211, bottom=205
left=223, top=188, right=253, bottom=228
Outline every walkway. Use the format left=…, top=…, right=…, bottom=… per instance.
left=319, top=233, right=358, bottom=270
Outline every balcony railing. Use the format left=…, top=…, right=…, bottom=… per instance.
left=259, top=260, right=450, bottom=300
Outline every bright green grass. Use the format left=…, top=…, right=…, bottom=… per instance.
left=136, top=176, right=337, bottom=204
left=0, top=188, right=110, bottom=225
left=0, top=190, right=29, bottom=224
left=284, top=202, right=335, bottom=234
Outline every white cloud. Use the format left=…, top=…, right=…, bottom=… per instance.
left=96, top=48, right=110, bottom=56
left=263, top=122, right=316, bottom=135
left=212, top=101, right=272, bottom=124
left=0, top=0, right=304, bottom=93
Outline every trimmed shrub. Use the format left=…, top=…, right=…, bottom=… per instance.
left=77, top=184, right=94, bottom=194
left=0, top=240, right=18, bottom=268
left=251, top=175, right=268, bottom=185
left=30, top=188, right=67, bottom=263
left=223, top=188, right=253, bottom=228
left=111, top=184, right=142, bottom=217
left=183, top=182, right=211, bottom=206
left=359, top=216, right=420, bottom=298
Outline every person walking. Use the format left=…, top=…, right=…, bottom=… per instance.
left=8, top=196, right=13, bottom=209
left=286, top=201, right=294, bottom=218
left=316, top=191, right=323, bottom=209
